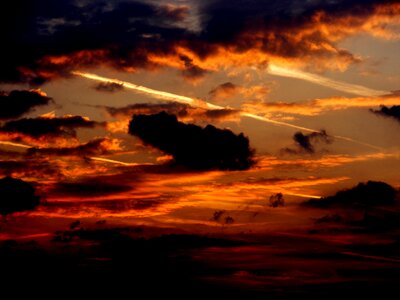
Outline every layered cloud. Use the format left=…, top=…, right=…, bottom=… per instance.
left=26, top=138, right=121, bottom=156
left=2, top=0, right=399, bottom=84
left=0, top=90, right=51, bottom=119
left=0, top=115, right=104, bottom=148
left=242, top=94, right=400, bottom=117
left=129, top=112, right=254, bottom=170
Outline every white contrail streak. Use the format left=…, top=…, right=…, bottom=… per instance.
left=0, top=141, right=31, bottom=149
left=268, top=64, right=388, bottom=97
left=73, top=71, right=383, bottom=150
left=90, top=156, right=153, bottom=166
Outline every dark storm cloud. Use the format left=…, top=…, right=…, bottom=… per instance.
left=129, top=112, right=254, bottom=170
left=26, top=138, right=114, bottom=156
left=304, top=181, right=398, bottom=208
left=94, top=82, right=124, bottom=93
left=282, top=130, right=333, bottom=154
left=0, top=176, right=40, bottom=215
left=372, top=105, right=400, bottom=123
left=0, top=116, right=102, bottom=138
left=0, top=90, right=51, bottom=120
left=1, top=0, right=397, bottom=84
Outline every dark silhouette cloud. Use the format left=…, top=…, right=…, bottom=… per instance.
left=0, top=90, right=51, bottom=120
left=0, top=116, right=101, bottom=138
left=304, top=181, right=398, bottom=208
left=105, top=102, right=190, bottom=118
left=0, top=176, right=40, bottom=215
left=94, top=82, right=124, bottom=93
left=372, top=105, right=400, bottom=123
left=282, top=130, right=333, bottom=154
left=269, top=193, right=285, bottom=207
left=51, top=179, right=132, bottom=197
left=129, top=112, right=254, bottom=170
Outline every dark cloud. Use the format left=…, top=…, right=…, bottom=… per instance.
left=0, top=116, right=101, bottom=138
left=94, top=82, right=124, bottom=93
left=51, top=179, right=132, bottom=197
left=0, top=90, right=51, bottom=120
left=1, top=0, right=396, bottom=84
left=0, top=176, right=40, bottom=215
left=105, top=102, right=190, bottom=118
left=282, top=130, right=333, bottom=154
left=26, top=138, right=115, bottom=156
left=304, top=181, right=398, bottom=208
left=179, top=55, right=208, bottom=81
left=372, top=105, right=400, bottom=123
left=129, top=112, right=254, bottom=170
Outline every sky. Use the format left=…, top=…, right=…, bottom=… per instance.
left=0, top=0, right=400, bottom=298
left=1, top=1, right=400, bottom=292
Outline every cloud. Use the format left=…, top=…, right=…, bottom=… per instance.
left=0, top=90, right=51, bottom=119
left=242, top=94, right=400, bottom=117
left=0, top=176, right=40, bottom=215
left=0, top=116, right=101, bottom=138
left=179, top=55, right=209, bottom=81
left=209, top=82, right=237, bottom=100
left=129, top=112, right=254, bottom=170
left=371, top=105, right=400, bottom=123
left=50, top=179, right=132, bottom=197
left=282, top=130, right=333, bottom=155
left=304, top=181, right=398, bottom=208
left=104, top=103, right=240, bottom=132
left=94, top=82, right=124, bottom=93
left=26, top=138, right=121, bottom=156
left=2, top=0, right=398, bottom=84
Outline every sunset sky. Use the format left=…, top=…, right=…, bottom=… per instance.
left=1, top=2, right=400, bottom=291
left=2, top=1, right=400, bottom=295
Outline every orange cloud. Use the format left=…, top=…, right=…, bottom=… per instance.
left=242, top=94, right=400, bottom=117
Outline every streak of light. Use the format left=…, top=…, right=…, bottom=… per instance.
left=268, top=64, right=388, bottom=96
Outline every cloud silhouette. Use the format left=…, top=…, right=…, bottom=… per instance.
left=0, top=90, right=51, bottom=120
left=0, top=176, right=40, bottom=215
left=282, top=130, right=333, bottom=154
left=51, top=179, right=132, bottom=197
left=304, top=181, right=398, bottom=208
left=372, top=105, right=400, bottom=123
left=129, top=112, right=254, bottom=170
left=0, top=116, right=101, bottom=138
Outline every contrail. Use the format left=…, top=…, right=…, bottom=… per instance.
left=90, top=156, right=153, bottom=166
left=0, top=141, right=31, bottom=148
left=73, top=71, right=382, bottom=150
left=268, top=64, right=388, bottom=96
